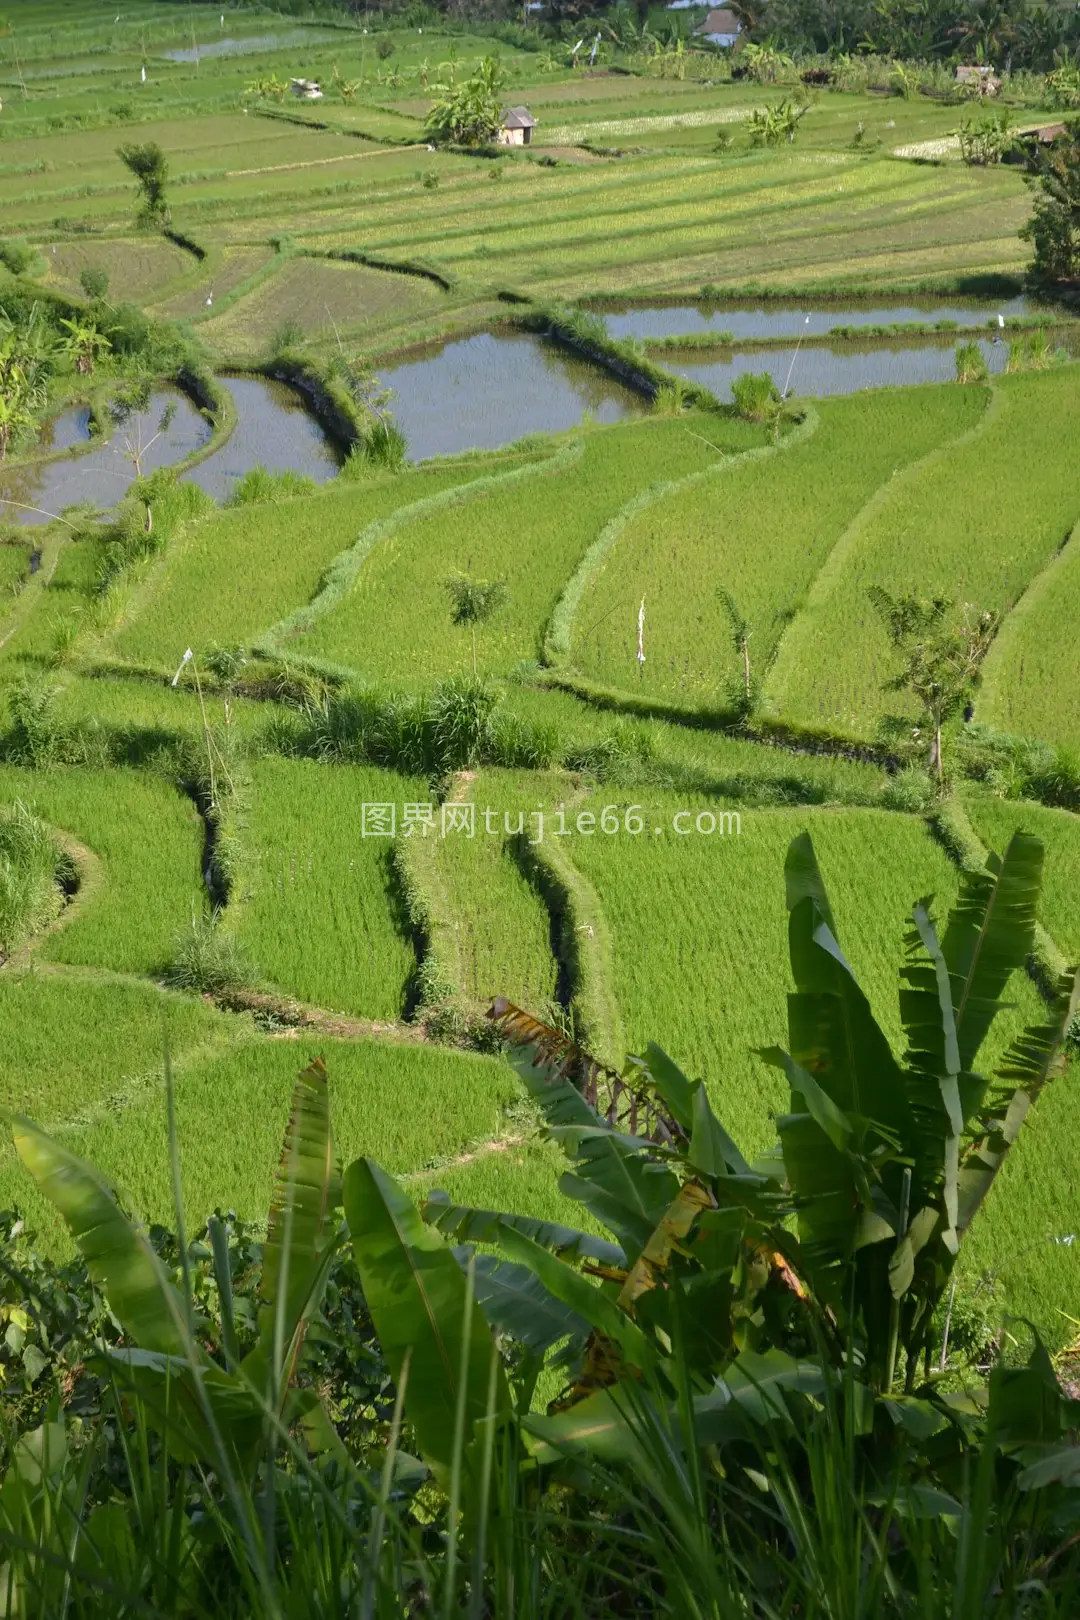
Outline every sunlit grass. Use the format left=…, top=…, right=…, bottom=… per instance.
left=0, top=765, right=204, bottom=976
left=227, top=757, right=424, bottom=1019
left=772, top=367, right=1080, bottom=736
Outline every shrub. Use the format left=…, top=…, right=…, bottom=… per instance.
left=731, top=369, right=781, bottom=421
left=78, top=264, right=109, bottom=300
left=955, top=339, right=989, bottom=382
left=227, top=466, right=318, bottom=506
left=341, top=417, right=409, bottom=476
left=268, top=319, right=304, bottom=357
left=1020, top=124, right=1080, bottom=286
left=1046, top=63, right=1080, bottom=110
left=0, top=237, right=45, bottom=277
left=165, top=909, right=255, bottom=994
left=881, top=764, right=936, bottom=811
left=4, top=679, right=64, bottom=768
left=747, top=98, right=807, bottom=147
left=955, top=110, right=1012, bottom=166
left=376, top=35, right=394, bottom=59
left=651, top=379, right=689, bottom=416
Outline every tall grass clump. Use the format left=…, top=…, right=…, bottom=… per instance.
left=304, top=676, right=558, bottom=778
left=0, top=802, right=73, bottom=958
left=97, top=468, right=215, bottom=590
left=165, top=908, right=255, bottom=995
left=227, top=466, right=318, bottom=505
left=731, top=370, right=782, bottom=421
left=340, top=417, right=409, bottom=477
left=956, top=338, right=990, bottom=382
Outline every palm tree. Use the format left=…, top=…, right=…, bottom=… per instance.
left=950, top=0, right=1023, bottom=64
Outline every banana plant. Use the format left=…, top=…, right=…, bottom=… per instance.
left=415, top=831, right=1076, bottom=1459
left=766, top=830, right=1078, bottom=1392
left=9, top=1059, right=344, bottom=1474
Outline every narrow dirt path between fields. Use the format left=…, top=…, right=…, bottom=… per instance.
left=225, top=145, right=425, bottom=179
left=218, top=984, right=426, bottom=1043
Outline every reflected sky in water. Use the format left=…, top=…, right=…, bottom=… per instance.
left=0, top=390, right=210, bottom=527
left=183, top=376, right=339, bottom=501
left=603, top=298, right=1038, bottom=342
left=381, top=332, right=647, bottom=461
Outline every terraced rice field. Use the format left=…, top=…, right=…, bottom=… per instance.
left=112, top=457, right=503, bottom=665
left=226, top=757, right=424, bottom=1020
left=0, top=1026, right=517, bottom=1255
left=300, top=414, right=764, bottom=679
left=978, top=518, right=1080, bottom=752
left=563, top=796, right=962, bottom=1148
left=768, top=368, right=1080, bottom=738
left=0, top=765, right=203, bottom=975
left=198, top=255, right=446, bottom=357
left=0, top=974, right=229, bottom=1132
left=425, top=768, right=562, bottom=1015
left=43, top=237, right=194, bottom=303
left=1, top=0, right=1078, bottom=1367
left=571, top=385, right=984, bottom=701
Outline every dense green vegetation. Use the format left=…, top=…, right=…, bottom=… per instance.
left=3, top=829, right=1079, bottom=1615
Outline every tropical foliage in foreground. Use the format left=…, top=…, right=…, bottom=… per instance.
left=2, top=833, right=1079, bottom=1615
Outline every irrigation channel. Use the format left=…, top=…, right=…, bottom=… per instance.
left=160, top=29, right=339, bottom=63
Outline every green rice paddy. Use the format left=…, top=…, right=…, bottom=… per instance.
left=1, top=0, right=1078, bottom=1361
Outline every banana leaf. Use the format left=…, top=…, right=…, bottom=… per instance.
left=344, top=1157, right=510, bottom=1485
left=253, top=1058, right=343, bottom=1392
left=497, top=1225, right=654, bottom=1375
left=941, top=831, right=1042, bottom=1072
left=459, top=1251, right=590, bottom=1354
left=422, top=1191, right=626, bottom=1267
left=957, top=968, right=1080, bottom=1237
left=10, top=1115, right=189, bottom=1357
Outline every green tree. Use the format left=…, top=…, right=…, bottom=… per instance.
left=117, top=140, right=171, bottom=227
left=78, top=265, right=109, bottom=301
left=1021, top=124, right=1080, bottom=287
left=869, top=586, right=998, bottom=777
left=445, top=573, right=507, bottom=675
left=57, top=315, right=110, bottom=376
left=424, top=56, right=505, bottom=148
left=719, top=587, right=755, bottom=715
